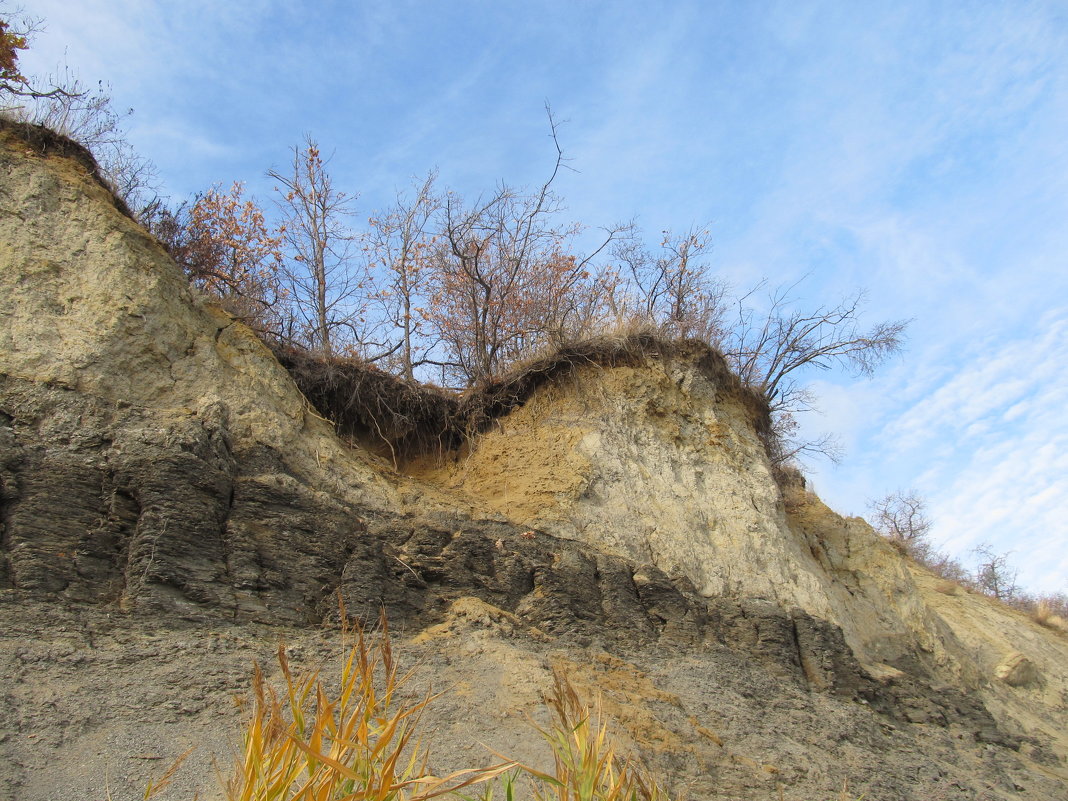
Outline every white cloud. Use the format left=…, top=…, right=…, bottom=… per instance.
left=813, top=310, right=1068, bottom=593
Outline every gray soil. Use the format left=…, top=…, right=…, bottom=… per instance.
left=0, top=593, right=1052, bottom=801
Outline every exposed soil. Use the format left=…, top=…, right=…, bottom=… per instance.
left=1, top=596, right=1057, bottom=801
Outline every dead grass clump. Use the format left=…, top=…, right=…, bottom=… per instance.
left=519, top=669, right=670, bottom=801
left=1041, top=614, right=1067, bottom=633
left=226, top=613, right=513, bottom=801
left=224, top=611, right=676, bottom=801
left=1026, top=596, right=1068, bottom=633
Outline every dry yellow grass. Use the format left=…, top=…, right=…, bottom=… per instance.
left=216, top=612, right=880, bottom=801
left=517, top=669, right=670, bottom=801
left=225, top=613, right=514, bottom=801
left=218, top=608, right=679, bottom=801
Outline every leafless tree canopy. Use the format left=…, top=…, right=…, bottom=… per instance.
left=269, top=137, right=373, bottom=357
left=721, top=284, right=908, bottom=415
left=610, top=227, right=727, bottom=344
left=866, top=493, right=1041, bottom=606
left=428, top=106, right=631, bottom=386
left=147, top=116, right=905, bottom=463
left=367, top=170, right=442, bottom=382
left=868, top=490, right=934, bottom=558
left=973, top=543, right=1020, bottom=601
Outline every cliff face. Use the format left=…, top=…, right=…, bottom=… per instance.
left=417, top=358, right=885, bottom=626
left=416, top=341, right=1068, bottom=785
left=0, top=120, right=414, bottom=620
left=1, top=119, right=1066, bottom=801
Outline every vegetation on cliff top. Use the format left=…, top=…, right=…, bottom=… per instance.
left=0, top=4, right=904, bottom=469
left=271, top=332, right=771, bottom=465
left=868, top=489, right=1068, bottom=630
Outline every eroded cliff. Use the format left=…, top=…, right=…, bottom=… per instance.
left=1, top=119, right=1065, bottom=801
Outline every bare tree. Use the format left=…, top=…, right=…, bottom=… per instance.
left=605, top=243, right=904, bottom=466
left=718, top=282, right=907, bottom=463
left=269, top=137, right=371, bottom=356
left=610, top=226, right=727, bottom=342
left=431, top=183, right=552, bottom=384
left=865, top=491, right=979, bottom=585
left=973, top=544, right=1020, bottom=601
left=429, top=107, right=627, bottom=385
left=140, top=199, right=191, bottom=259
left=45, top=81, right=159, bottom=209
left=536, top=244, right=625, bottom=347
left=868, top=490, right=933, bottom=558
left=722, top=284, right=907, bottom=414
left=766, top=412, right=844, bottom=466
left=367, top=171, right=442, bottom=381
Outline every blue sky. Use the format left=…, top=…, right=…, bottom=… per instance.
left=17, top=0, right=1067, bottom=593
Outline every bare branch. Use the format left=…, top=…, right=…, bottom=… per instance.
left=0, top=11, right=85, bottom=107
left=269, top=136, right=365, bottom=356
left=723, top=287, right=908, bottom=411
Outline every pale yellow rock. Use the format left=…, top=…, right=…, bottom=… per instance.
left=995, top=652, right=1039, bottom=687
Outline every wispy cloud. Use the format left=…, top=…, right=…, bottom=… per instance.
left=810, top=311, right=1068, bottom=592
left=882, top=319, right=1066, bottom=455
